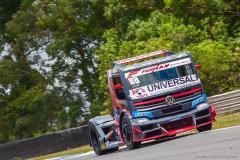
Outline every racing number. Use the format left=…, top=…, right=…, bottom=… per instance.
left=128, top=77, right=140, bottom=85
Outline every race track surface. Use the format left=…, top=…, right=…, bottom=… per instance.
left=59, top=126, right=240, bottom=160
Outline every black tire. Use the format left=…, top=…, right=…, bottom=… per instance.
left=197, top=123, right=212, bottom=132
left=108, top=147, right=119, bottom=153
left=121, top=114, right=141, bottom=150
left=89, top=123, right=105, bottom=155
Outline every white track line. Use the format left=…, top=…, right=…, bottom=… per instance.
left=47, top=151, right=95, bottom=160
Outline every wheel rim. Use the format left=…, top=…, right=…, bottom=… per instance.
left=122, top=119, right=131, bottom=143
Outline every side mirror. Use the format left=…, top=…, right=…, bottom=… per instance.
left=195, top=64, right=201, bottom=70
left=114, top=84, right=123, bottom=89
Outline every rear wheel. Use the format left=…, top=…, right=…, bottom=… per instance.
left=197, top=123, right=212, bottom=132
left=121, top=114, right=141, bottom=150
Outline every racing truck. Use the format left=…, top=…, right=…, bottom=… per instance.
left=88, top=50, right=216, bottom=155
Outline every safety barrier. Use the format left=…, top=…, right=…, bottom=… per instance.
left=209, top=90, right=240, bottom=114
left=0, top=125, right=88, bottom=160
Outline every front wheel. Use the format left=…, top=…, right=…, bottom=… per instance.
left=197, top=123, right=212, bottom=132
left=89, top=123, right=119, bottom=155
left=108, top=147, right=119, bottom=153
left=89, top=123, right=105, bottom=155
left=121, top=114, right=141, bottom=150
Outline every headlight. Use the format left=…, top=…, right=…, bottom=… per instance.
left=197, top=102, right=210, bottom=110
left=131, top=118, right=150, bottom=125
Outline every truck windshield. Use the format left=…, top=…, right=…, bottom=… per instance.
left=125, top=59, right=201, bottom=100
left=127, top=64, right=194, bottom=89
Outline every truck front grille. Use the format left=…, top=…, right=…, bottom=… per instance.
left=140, top=124, right=157, bottom=131
left=161, top=116, right=193, bottom=131
left=136, top=90, right=201, bottom=111
left=135, top=87, right=202, bottom=118
left=162, top=105, right=182, bottom=114
left=145, top=129, right=162, bottom=138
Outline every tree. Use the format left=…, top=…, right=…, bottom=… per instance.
left=0, top=0, right=107, bottom=142
left=0, top=0, right=22, bottom=33
left=0, top=0, right=22, bottom=50
left=188, top=40, right=238, bottom=95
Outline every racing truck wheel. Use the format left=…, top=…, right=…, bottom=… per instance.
left=89, top=123, right=105, bottom=155
left=121, top=114, right=141, bottom=150
left=197, top=123, right=212, bottom=132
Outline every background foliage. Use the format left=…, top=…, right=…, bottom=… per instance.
left=0, top=0, right=239, bottom=143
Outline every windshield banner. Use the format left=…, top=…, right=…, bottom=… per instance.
left=129, top=74, right=201, bottom=100
left=125, top=58, right=191, bottom=78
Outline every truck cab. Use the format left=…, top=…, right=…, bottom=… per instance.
left=89, top=50, right=216, bottom=154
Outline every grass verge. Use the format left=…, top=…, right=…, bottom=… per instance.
left=30, top=145, right=92, bottom=160
left=213, top=112, right=240, bottom=129
left=32, top=112, right=240, bottom=160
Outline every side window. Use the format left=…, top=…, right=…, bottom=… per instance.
left=178, top=64, right=194, bottom=77
left=113, top=76, right=126, bottom=100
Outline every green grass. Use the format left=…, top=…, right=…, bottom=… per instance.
left=30, top=145, right=92, bottom=160
left=213, top=112, right=240, bottom=129
left=31, top=112, right=240, bottom=160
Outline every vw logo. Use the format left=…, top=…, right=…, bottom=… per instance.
left=165, top=96, right=175, bottom=105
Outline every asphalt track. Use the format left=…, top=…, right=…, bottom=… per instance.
left=54, top=125, right=240, bottom=160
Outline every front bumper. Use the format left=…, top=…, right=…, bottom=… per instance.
left=130, top=102, right=216, bottom=142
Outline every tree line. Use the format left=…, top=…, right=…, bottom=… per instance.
left=0, top=0, right=239, bottom=143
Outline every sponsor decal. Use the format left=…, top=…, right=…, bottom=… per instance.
left=132, top=88, right=147, bottom=99
left=130, top=74, right=201, bottom=100
left=125, top=58, right=191, bottom=78
left=132, top=110, right=153, bottom=118
left=141, top=63, right=170, bottom=74
left=127, top=70, right=139, bottom=78
left=192, top=94, right=207, bottom=108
